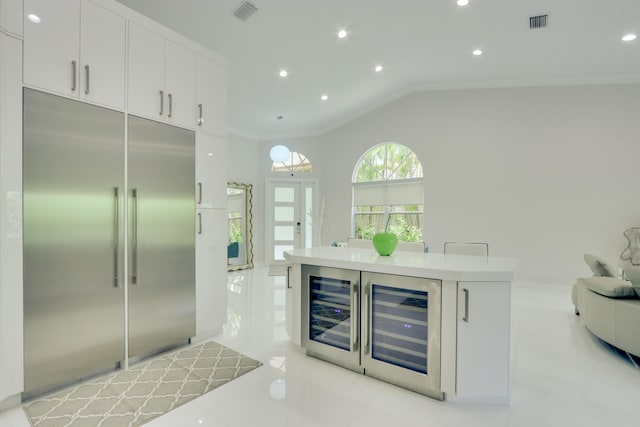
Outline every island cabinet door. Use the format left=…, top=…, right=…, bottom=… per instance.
left=301, top=265, right=362, bottom=373
left=361, top=272, right=443, bottom=400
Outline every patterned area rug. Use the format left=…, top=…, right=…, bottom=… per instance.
left=24, top=341, right=262, bottom=426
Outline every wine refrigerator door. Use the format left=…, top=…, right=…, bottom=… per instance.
left=301, top=265, right=362, bottom=373
left=361, top=272, right=443, bottom=399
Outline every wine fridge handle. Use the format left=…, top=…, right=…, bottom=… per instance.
left=463, top=288, right=470, bottom=322
left=352, top=283, right=359, bottom=351
left=363, top=284, right=369, bottom=350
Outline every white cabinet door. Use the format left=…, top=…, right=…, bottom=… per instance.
left=456, top=281, right=511, bottom=402
left=0, top=0, right=23, bottom=36
left=165, top=40, right=195, bottom=129
left=195, top=133, right=227, bottom=210
left=23, top=0, right=80, bottom=97
left=195, top=208, right=228, bottom=337
left=195, top=55, right=228, bottom=136
left=127, top=21, right=164, bottom=120
left=79, top=0, right=125, bottom=109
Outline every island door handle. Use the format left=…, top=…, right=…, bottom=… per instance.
left=463, top=288, right=470, bottom=322
left=363, top=284, right=370, bottom=352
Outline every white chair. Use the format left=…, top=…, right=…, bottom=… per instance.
left=443, top=241, right=489, bottom=257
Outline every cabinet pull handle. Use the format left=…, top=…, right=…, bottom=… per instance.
left=159, top=90, right=164, bottom=116
left=168, top=93, right=173, bottom=118
left=463, top=288, right=470, bottom=322
left=84, top=65, right=90, bottom=95
left=197, top=182, right=203, bottom=204
left=197, top=212, right=203, bottom=234
left=113, top=187, right=119, bottom=288
left=363, top=284, right=370, bottom=351
left=286, top=266, right=292, bottom=289
left=71, top=60, right=77, bottom=91
left=198, top=103, right=203, bottom=126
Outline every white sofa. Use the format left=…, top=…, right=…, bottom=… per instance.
left=572, top=256, right=640, bottom=357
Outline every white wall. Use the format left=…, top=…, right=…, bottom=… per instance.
left=231, top=84, right=640, bottom=283
left=227, top=133, right=265, bottom=263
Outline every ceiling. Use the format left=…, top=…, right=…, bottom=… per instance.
left=115, top=0, right=640, bottom=139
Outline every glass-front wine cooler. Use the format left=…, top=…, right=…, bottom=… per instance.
left=301, top=265, right=442, bottom=399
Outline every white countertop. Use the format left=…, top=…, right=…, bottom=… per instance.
left=284, top=246, right=518, bottom=282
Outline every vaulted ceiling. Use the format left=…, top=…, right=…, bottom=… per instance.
left=116, top=0, right=640, bottom=139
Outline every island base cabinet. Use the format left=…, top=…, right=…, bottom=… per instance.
left=454, top=281, right=511, bottom=403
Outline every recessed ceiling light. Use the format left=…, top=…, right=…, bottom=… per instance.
left=622, top=33, right=637, bottom=42
left=321, top=94, right=328, bottom=101
left=337, top=29, right=348, bottom=39
left=375, top=65, right=383, bottom=72
left=472, top=49, right=483, bottom=56
left=279, top=69, right=288, bottom=78
left=27, top=14, right=41, bottom=23
left=457, top=0, right=469, bottom=6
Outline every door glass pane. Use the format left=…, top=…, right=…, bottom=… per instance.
left=309, top=275, right=351, bottom=351
left=274, top=187, right=295, bottom=203
left=274, top=225, right=294, bottom=241
left=371, top=284, right=428, bottom=374
left=274, top=206, right=294, bottom=221
left=274, top=245, right=294, bottom=260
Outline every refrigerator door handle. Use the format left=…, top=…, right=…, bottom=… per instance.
left=113, top=187, right=119, bottom=287
left=131, top=188, right=139, bottom=285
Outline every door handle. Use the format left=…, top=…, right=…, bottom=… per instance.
left=159, top=90, right=164, bottom=116
left=167, top=93, right=173, bottom=118
left=197, top=212, right=203, bottom=234
left=363, top=283, right=370, bottom=352
left=197, top=182, right=203, bottom=205
left=71, top=60, right=77, bottom=91
left=131, top=188, right=139, bottom=285
left=197, top=103, right=203, bottom=126
left=352, top=283, right=359, bottom=352
left=286, top=266, right=292, bottom=289
left=84, top=65, right=90, bottom=95
left=463, top=288, right=470, bottom=322
left=113, top=187, right=119, bottom=287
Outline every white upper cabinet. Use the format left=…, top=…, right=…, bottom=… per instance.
left=196, top=55, right=228, bottom=137
left=0, top=0, right=23, bottom=36
left=23, top=0, right=125, bottom=110
left=128, top=21, right=196, bottom=129
left=195, top=132, right=227, bottom=210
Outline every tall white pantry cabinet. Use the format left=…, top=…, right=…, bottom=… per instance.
left=0, top=0, right=229, bottom=407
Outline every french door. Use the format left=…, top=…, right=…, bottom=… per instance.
left=266, top=179, right=317, bottom=264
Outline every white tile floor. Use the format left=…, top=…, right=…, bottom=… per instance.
left=2, top=267, right=640, bottom=426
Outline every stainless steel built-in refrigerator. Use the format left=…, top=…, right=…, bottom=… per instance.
left=23, top=89, right=195, bottom=396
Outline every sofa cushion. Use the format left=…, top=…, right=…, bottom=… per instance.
left=584, top=254, right=618, bottom=277
left=579, top=276, right=637, bottom=298
left=623, top=266, right=640, bottom=297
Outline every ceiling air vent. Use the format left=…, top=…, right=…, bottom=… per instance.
left=529, top=14, right=548, bottom=29
left=233, top=1, right=258, bottom=22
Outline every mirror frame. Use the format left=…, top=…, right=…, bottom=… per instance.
left=227, top=182, right=254, bottom=271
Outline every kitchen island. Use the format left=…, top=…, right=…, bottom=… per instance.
left=284, top=246, right=518, bottom=403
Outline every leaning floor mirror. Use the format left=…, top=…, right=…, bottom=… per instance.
left=227, top=182, right=254, bottom=271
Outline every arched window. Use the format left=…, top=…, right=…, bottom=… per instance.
left=352, top=143, right=423, bottom=242
left=272, top=151, right=312, bottom=173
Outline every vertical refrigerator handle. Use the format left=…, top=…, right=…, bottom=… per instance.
left=113, top=187, right=119, bottom=287
left=131, top=189, right=139, bottom=285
